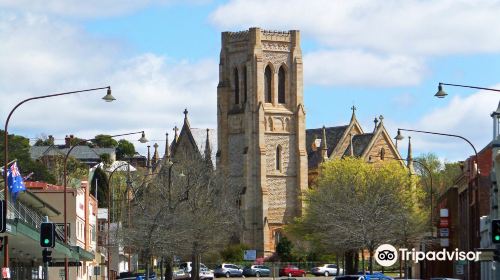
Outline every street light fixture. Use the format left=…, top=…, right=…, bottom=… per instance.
left=2, top=86, right=113, bottom=271
left=62, top=130, right=147, bottom=280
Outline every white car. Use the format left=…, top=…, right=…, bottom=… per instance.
left=311, top=264, right=343, bottom=276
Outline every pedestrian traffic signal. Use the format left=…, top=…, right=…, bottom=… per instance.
left=492, top=219, right=500, bottom=244
left=42, top=248, right=52, bottom=263
left=0, top=200, right=6, bottom=233
left=40, top=222, right=55, bottom=248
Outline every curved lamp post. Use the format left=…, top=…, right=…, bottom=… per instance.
left=3, top=86, right=113, bottom=270
left=63, top=131, right=147, bottom=280
left=434, top=82, right=500, bottom=98
left=395, top=128, right=479, bottom=278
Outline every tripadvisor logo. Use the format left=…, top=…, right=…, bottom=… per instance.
left=375, top=244, right=398, bottom=267
left=374, top=244, right=482, bottom=267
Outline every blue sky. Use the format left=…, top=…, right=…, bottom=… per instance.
left=2, top=0, right=500, bottom=162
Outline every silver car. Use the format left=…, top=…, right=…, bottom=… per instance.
left=311, top=264, right=342, bottom=276
left=214, top=263, right=243, bottom=278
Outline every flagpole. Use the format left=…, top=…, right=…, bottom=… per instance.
left=3, top=86, right=111, bottom=274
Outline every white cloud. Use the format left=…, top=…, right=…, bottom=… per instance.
left=0, top=0, right=206, bottom=18
left=210, top=0, right=500, bottom=56
left=384, top=87, right=500, bottom=161
left=0, top=11, right=218, bottom=157
left=304, top=50, right=425, bottom=87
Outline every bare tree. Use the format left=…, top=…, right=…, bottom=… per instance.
left=121, top=156, right=242, bottom=280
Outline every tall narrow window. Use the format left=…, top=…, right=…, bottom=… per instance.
left=276, top=145, right=282, bottom=171
left=278, top=66, right=286, bottom=104
left=243, top=66, right=248, bottom=103
left=265, top=66, right=272, bottom=103
left=380, top=148, right=385, bottom=160
left=234, top=68, right=239, bottom=104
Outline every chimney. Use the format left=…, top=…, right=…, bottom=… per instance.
left=65, top=135, right=70, bottom=148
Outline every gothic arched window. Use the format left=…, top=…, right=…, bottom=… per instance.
left=234, top=68, right=239, bottom=104
left=278, top=66, right=286, bottom=104
left=276, top=145, right=282, bottom=171
left=265, top=66, right=272, bottom=103
left=243, top=66, right=248, bottom=103
left=380, top=148, right=386, bottom=160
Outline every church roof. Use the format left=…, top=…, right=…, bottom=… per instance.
left=343, top=133, right=374, bottom=157
left=306, top=125, right=348, bottom=156
left=190, top=128, right=217, bottom=166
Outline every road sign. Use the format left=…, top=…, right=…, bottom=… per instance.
left=439, top=228, right=450, bottom=237
left=244, top=250, right=257, bottom=261
left=440, top=238, right=449, bottom=247
left=439, top=217, right=449, bottom=227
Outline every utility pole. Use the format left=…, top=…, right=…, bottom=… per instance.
left=491, top=107, right=500, bottom=279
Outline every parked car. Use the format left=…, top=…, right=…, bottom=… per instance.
left=135, top=272, right=157, bottom=280
left=200, top=267, right=215, bottom=280
left=242, top=265, right=271, bottom=277
left=334, top=272, right=393, bottom=280
left=117, top=272, right=137, bottom=280
left=214, top=263, right=243, bottom=278
left=278, top=265, right=306, bottom=277
left=311, top=264, right=343, bottom=276
left=179, top=262, right=209, bottom=273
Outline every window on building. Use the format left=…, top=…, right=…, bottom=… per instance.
left=234, top=68, right=239, bottom=104
left=380, top=148, right=385, bottom=160
left=265, top=66, right=272, bottom=103
left=276, top=145, right=282, bottom=171
left=243, top=66, right=248, bottom=103
left=278, top=66, right=286, bottom=104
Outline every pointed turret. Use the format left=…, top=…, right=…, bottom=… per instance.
left=350, top=105, right=357, bottom=122
left=320, top=126, right=328, bottom=161
left=407, top=136, right=414, bottom=173
left=164, top=132, right=171, bottom=159
left=173, top=126, right=179, bottom=143
left=204, top=129, right=212, bottom=160
left=152, top=143, right=160, bottom=165
left=146, top=145, right=151, bottom=171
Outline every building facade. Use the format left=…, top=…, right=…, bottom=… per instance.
left=217, top=28, right=308, bottom=256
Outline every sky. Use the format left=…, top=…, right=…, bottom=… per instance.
left=2, top=0, right=500, bottom=162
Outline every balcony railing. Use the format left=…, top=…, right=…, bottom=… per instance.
left=0, top=192, right=66, bottom=242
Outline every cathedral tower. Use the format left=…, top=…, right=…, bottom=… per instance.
left=217, top=28, right=307, bottom=256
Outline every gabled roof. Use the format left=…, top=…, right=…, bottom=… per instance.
left=306, top=125, right=348, bottom=156
left=30, top=145, right=115, bottom=161
left=343, top=134, right=374, bottom=157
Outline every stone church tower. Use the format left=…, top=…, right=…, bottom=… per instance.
left=217, top=28, right=308, bottom=256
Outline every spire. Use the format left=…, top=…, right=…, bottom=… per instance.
left=165, top=132, right=171, bottom=159
left=204, top=129, right=213, bottom=168
left=183, top=108, right=190, bottom=127
left=147, top=145, right=151, bottom=170
left=378, top=115, right=384, bottom=126
left=349, top=133, right=354, bottom=156
left=373, top=117, right=379, bottom=132
left=350, top=105, right=357, bottom=121
left=407, top=136, right=414, bottom=173
left=320, top=126, right=328, bottom=161
left=152, top=143, right=159, bottom=165
left=173, top=126, right=179, bottom=143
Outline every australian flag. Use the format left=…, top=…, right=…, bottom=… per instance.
left=7, top=162, right=26, bottom=201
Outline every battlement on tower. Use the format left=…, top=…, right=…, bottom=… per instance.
left=223, top=28, right=300, bottom=46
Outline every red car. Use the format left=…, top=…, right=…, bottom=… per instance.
left=279, top=265, right=306, bottom=277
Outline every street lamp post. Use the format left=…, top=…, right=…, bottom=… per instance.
left=395, top=128, right=479, bottom=278
left=2, top=86, right=113, bottom=272
left=63, top=131, right=147, bottom=280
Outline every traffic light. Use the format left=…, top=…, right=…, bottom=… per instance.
left=42, top=248, right=52, bottom=263
left=40, top=222, right=55, bottom=248
left=492, top=219, right=500, bottom=244
left=0, top=200, right=6, bottom=233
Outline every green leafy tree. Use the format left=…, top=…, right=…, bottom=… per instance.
left=220, top=244, right=250, bottom=262
left=92, top=134, right=118, bottom=148
left=90, top=167, right=109, bottom=207
left=293, top=158, right=425, bottom=274
left=276, top=236, right=295, bottom=262
left=116, top=139, right=136, bottom=160
left=0, top=130, right=55, bottom=183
